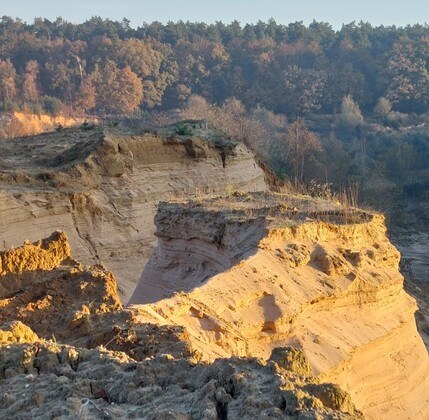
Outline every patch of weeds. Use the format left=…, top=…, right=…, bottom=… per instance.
left=175, top=123, right=193, bottom=136
left=80, top=122, right=95, bottom=131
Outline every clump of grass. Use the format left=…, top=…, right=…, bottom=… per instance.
left=175, top=123, right=193, bottom=136
left=80, top=121, right=95, bottom=131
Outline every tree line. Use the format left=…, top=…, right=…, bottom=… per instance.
left=1, top=16, right=429, bottom=117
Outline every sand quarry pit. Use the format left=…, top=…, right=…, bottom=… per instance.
left=0, top=191, right=427, bottom=418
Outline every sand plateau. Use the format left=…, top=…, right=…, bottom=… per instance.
left=0, top=124, right=267, bottom=301
left=0, top=232, right=363, bottom=419
left=129, top=192, right=429, bottom=419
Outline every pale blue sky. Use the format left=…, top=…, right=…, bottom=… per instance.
left=2, top=0, right=429, bottom=29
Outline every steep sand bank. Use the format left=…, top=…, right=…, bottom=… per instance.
left=0, top=122, right=427, bottom=417
left=130, top=192, right=429, bottom=419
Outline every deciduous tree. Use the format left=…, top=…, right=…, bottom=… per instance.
left=0, top=59, right=17, bottom=102
left=21, top=60, right=39, bottom=103
left=91, top=60, right=143, bottom=114
left=339, top=94, right=364, bottom=129
left=284, top=120, right=321, bottom=186
left=373, top=97, right=392, bottom=121
left=74, top=77, right=96, bottom=113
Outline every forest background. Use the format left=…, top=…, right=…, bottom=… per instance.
left=2, top=17, right=429, bottom=232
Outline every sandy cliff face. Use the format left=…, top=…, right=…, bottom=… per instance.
left=0, top=126, right=268, bottom=301
left=130, top=192, right=429, bottom=419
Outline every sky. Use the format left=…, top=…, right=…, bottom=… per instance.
left=2, top=0, right=429, bottom=29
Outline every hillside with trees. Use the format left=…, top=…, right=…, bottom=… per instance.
left=2, top=16, right=429, bottom=230
left=2, top=17, right=429, bottom=116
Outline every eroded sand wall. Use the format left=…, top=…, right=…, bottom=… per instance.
left=130, top=195, right=429, bottom=419
left=0, top=130, right=268, bottom=301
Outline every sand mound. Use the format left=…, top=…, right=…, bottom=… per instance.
left=130, top=192, right=429, bottom=419
left=0, top=232, right=122, bottom=342
left=0, top=321, right=39, bottom=345
left=0, top=341, right=363, bottom=419
left=0, top=231, right=70, bottom=277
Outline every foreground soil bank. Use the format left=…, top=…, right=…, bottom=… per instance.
left=0, top=231, right=363, bottom=419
